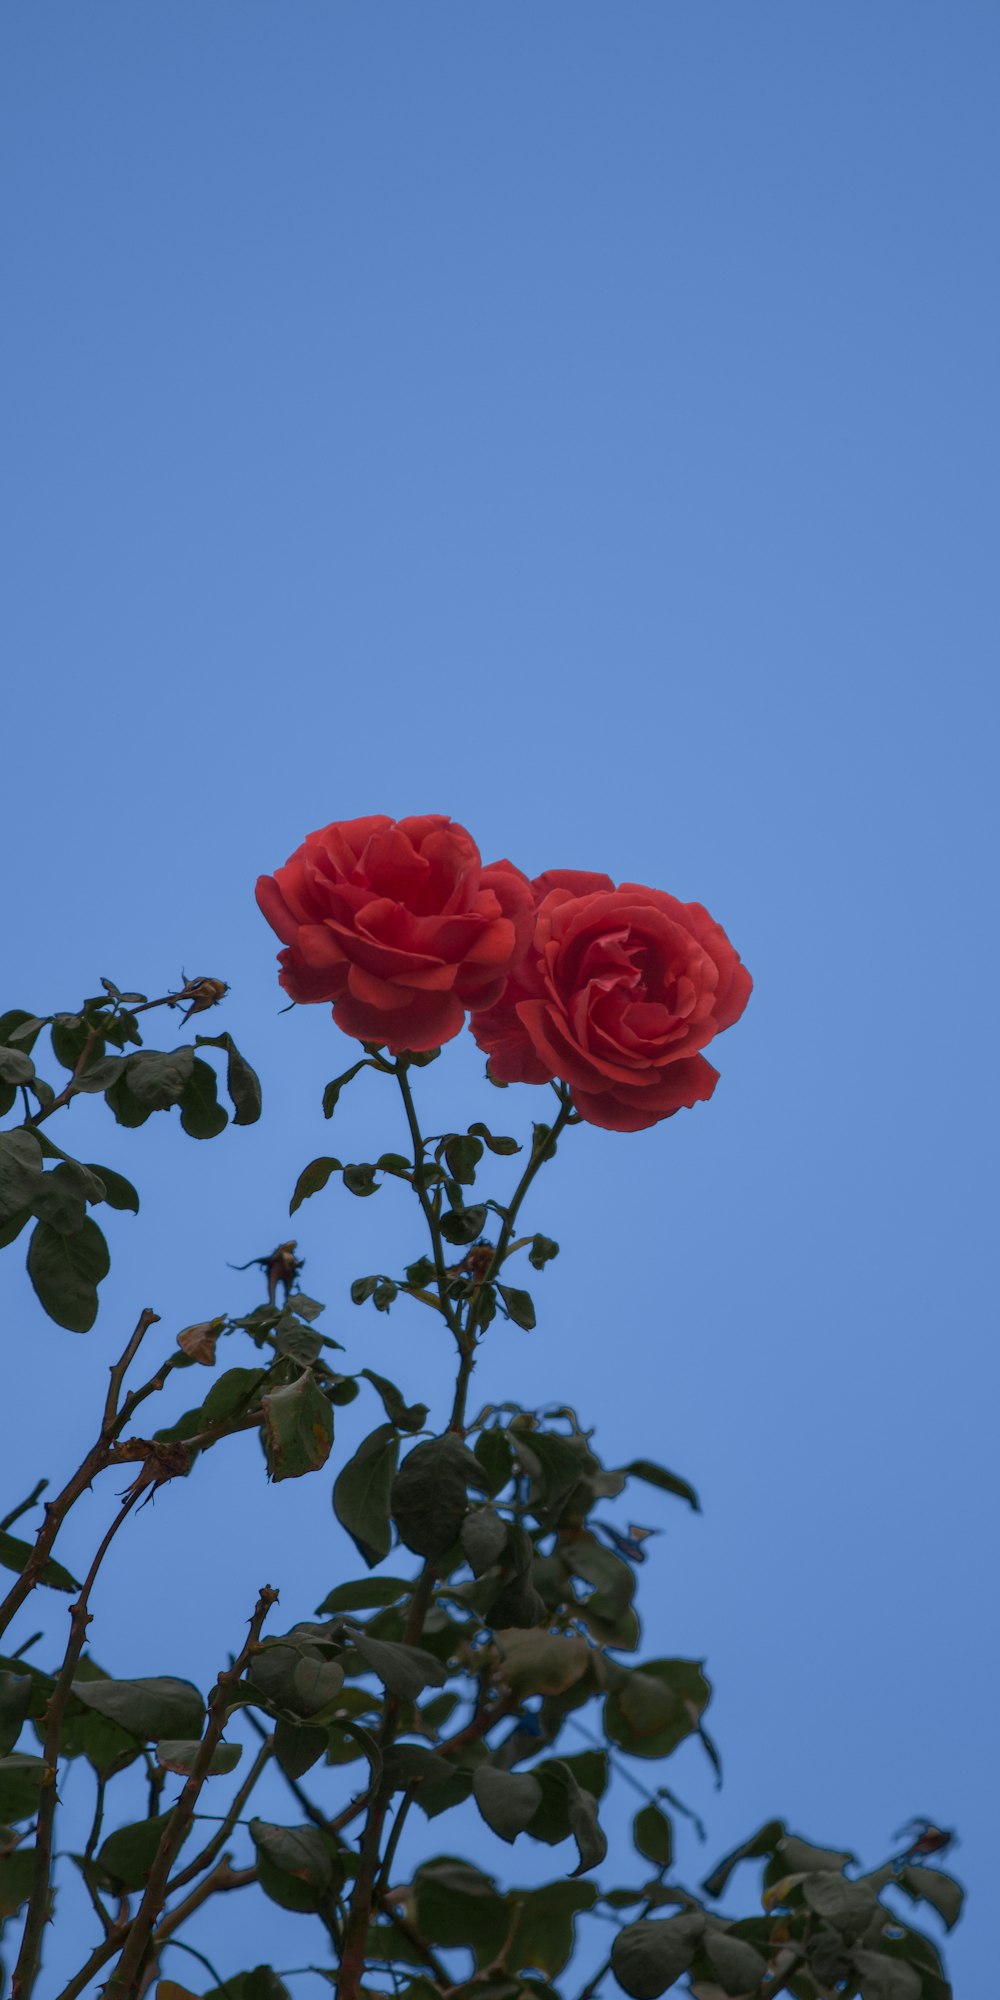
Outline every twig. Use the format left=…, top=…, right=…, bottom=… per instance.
left=11, top=1482, right=144, bottom=1999
left=166, top=1735, right=273, bottom=1889
left=104, top=1308, right=161, bottom=1428
left=0, top=1308, right=161, bottom=1643
left=80, top=1769, right=114, bottom=1933
left=0, top=1479, right=48, bottom=1534
left=101, top=1585, right=279, bottom=1997
left=136, top=1860, right=257, bottom=1995
left=48, top=1860, right=254, bottom=2000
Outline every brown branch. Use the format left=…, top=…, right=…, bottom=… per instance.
left=166, top=1735, right=273, bottom=1890
left=0, top=1307, right=161, bottom=1643
left=100, top=1585, right=278, bottom=1997
left=137, top=1858, right=257, bottom=1993
left=11, top=1482, right=144, bottom=2000
left=104, top=1308, right=161, bottom=1428
left=50, top=1859, right=254, bottom=2000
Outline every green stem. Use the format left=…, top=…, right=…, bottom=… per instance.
left=393, top=1061, right=462, bottom=1339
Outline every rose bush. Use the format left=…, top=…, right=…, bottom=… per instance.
left=256, top=812, right=532, bottom=1051
left=471, top=867, right=752, bottom=1131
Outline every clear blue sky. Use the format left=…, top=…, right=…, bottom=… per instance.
left=1, top=5, right=996, bottom=1991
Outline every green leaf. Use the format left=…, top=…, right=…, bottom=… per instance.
left=322, top=1059, right=373, bottom=1117
left=472, top=1765, right=544, bottom=1842
left=414, top=1857, right=507, bottom=1953
left=497, top=1284, right=536, bottom=1330
left=85, top=1163, right=140, bottom=1213
left=392, top=1434, right=488, bottom=1558
left=494, top=1629, right=591, bottom=1698
left=0, top=1130, right=43, bottom=1220
left=49, top=1012, right=91, bottom=1070
left=69, top=1053, right=128, bottom=1094
left=290, top=1156, right=342, bottom=1214
left=773, top=1834, right=855, bottom=1877
left=343, top=1161, right=380, bottom=1196
left=701, top=1926, right=769, bottom=1995
left=125, top=1044, right=196, bottom=1108
left=519, top=1431, right=596, bottom=1521
left=461, top=1506, right=508, bottom=1577
left=564, top=1535, right=635, bottom=1619
left=467, top=1121, right=520, bottom=1155
left=274, top=1314, right=323, bottom=1367
left=897, top=1863, right=964, bottom=1930
left=155, top=1738, right=243, bottom=1777
left=0, top=1529, right=80, bottom=1594
left=249, top=1818, right=340, bottom=1913
left=0, top=1752, right=47, bottom=1821
left=315, top=1576, right=411, bottom=1616
left=103, top=1068, right=153, bottom=1127
left=0, top=1672, right=32, bottom=1755
left=604, top=1659, right=712, bottom=1760
left=333, top=1423, right=399, bottom=1568
left=634, top=1803, right=672, bottom=1868
left=611, top=1913, right=706, bottom=1998
left=440, top=1202, right=487, bottom=1245
left=802, top=1871, right=879, bottom=1939
left=57, top=1658, right=143, bottom=1772
left=0, top=1203, right=31, bottom=1247
left=179, top=1054, right=229, bottom=1138
left=27, top=1215, right=110, bottom=1331
left=204, top=1973, right=292, bottom=2000
left=850, top=1950, right=922, bottom=2000
left=701, top=1820, right=785, bottom=1898
left=292, top=1655, right=346, bottom=1721
left=71, top=1674, right=205, bottom=1741
left=97, top=1810, right=187, bottom=1889
left=621, top=1459, right=700, bottom=1513
left=194, top=1031, right=263, bottom=1124
left=262, top=1371, right=334, bottom=1481
left=248, top=1633, right=335, bottom=1719
left=528, top=1233, right=560, bottom=1269
left=0, top=1046, right=35, bottom=1085
left=475, top=1428, right=515, bottom=1497
left=30, top=1161, right=94, bottom=1235
left=0, top=1010, right=45, bottom=1053
left=442, top=1133, right=484, bottom=1184
left=351, top=1632, right=447, bottom=1701
left=543, top=1759, right=607, bottom=1875
left=274, top=1716, right=328, bottom=1780
left=381, top=1742, right=460, bottom=1792
left=0, top=1844, right=35, bottom=1918
left=360, top=1367, right=428, bottom=1432
left=507, top=1880, right=597, bottom=1976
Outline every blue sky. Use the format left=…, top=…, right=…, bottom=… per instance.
left=1, top=4, right=997, bottom=1991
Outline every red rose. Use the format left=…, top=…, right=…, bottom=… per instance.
left=471, top=869, right=751, bottom=1132
left=256, top=814, right=533, bottom=1053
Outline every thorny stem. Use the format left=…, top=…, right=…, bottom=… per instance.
left=166, top=1736, right=274, bottom=1890
left=12, top=1482, right=145, bottom=2000
left=101, top=1585, right=279, bottom=1998
left=51, top=1860, right=255, bottom=2000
